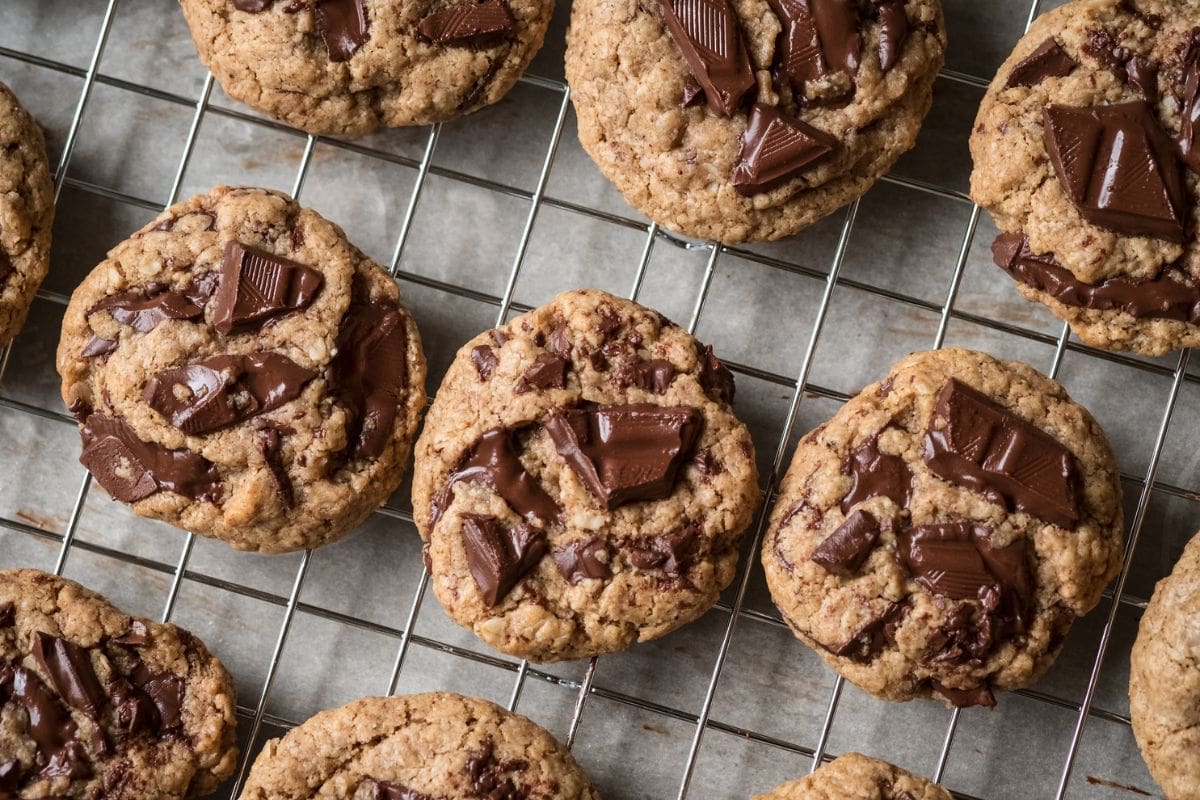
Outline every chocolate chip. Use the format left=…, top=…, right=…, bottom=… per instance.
left=839, top=434, right=911, bottom=513
left=732, top=103, right=837, bottom=195
left=314, top=0, right=370, bottom=61
left=923, top=378, right=1080, bottom=527
left=1179, top=35, right=1200, bottom=174
left=691, top=448, right=723, bottom=476
left=32, top=632, right=106, bottom=719
left=111, top=620, right=152, bottom=647
left=658, top=0, right=755, bottom=116
left=615, top=358, right=676, bottom=394
left=256, top=425, right=295, bottom=507
left=110, top=676, right=161, bottom=738
left=930, top=679, right=996, bottom=709
left=461, top=515, right=547, bottom=607
left=0, top=602, right=13, bottom=627
left=81, top=335, right=118, bottom=359
left=627, top=523, right=700, bottom=578
left=514, top=353, right=567, bottom=393
left=360, top=778, right=439, bottom=800
left=555, top=538, right=611, bottom=583
left=210, top=241, right=323, bottom=334
left=810, top=509, right=880, bottom=576
left=465, top=737, right=526, bottom=798
left=873, top=0, right=908, bottom=73
left=79, top=413, right=222, bottom=503
left=89, top=282, right=208, bottom=334
left=698, top=344, right=735, bottom=403
left=1005, top=38, right=1076, bottom=88
left=547, top=320, right=571, bottom=359
left=471, top=344, right=499, bottom=380
left=489, top=328, right=510, bottom=347
left=417, top=0, right=515, bottom=44
left=130, top=660, right=184, bottom=734
left=1042, top=101, right=1186, bottom=242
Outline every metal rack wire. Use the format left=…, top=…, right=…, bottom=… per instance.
left=0, top=1, right=1195, bottom=797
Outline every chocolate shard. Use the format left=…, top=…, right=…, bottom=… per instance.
left=430, top=427, right=562, bottom=529
left=326, top=300, right=409, bottom=460
left=839, top=434, right=911, bottom=513
left=417, top=0, right=515, bottom=44
left=80, top=413, right=222, bottom=503
left=627, top=523, right=700, bottom=578
left=616, top=358, right=676, bottom=394
left=110, top=676, right=161, bottom=737
left=992, top=231, right=1200, bottom=324
left=658, top=0, right=755, bottom=116
left=471, top=344, right=499, bottom=380
left=142, top=353, right=315, bottom=435
left=89, top=282, right=209, bottom=334
left=1042, top=101, right=1186, bottom=242
left=461, top=515, right=548, bottom=607
left=698, top=344, right=735, bottom=403
left=112, top=619, right=152, bottom=647
left=682, top=73, right=706, bottom=107
left=32, top=632, right=106, bottom=719
left=1127, top=55, right=1158, bottom=103
left=515, top=353, right=567, bottom=393
left=1179, top=36, right=1200, bottom=175
left=130, top=660, right=184, bottom=734
left=767, top=0, right=829, bottom=89
left=1005, top=38, right=1076, bottom=88
left=256, top=425, right=295, bottom=507
left=897, top=522, right=999, bottom=601
left=810, top=509, right=880, bottom=576
left=547, top=320, right=572, bottom=359
left=923, top=378, right=1080, bottom=527
left=315, top=0, right=370, bottom=60
left=930, top=679, right=996, bottom=709
left=808, top=0, right=860, bottom=74
left=465, top=737, right=525, bottom=798
left=0, top=601, right=13, bottom=627
left=544, top=402, right=702, bottom=510
left=732, top=104, right=837, bottom=195
left=81, top=335, right=118, bottom=359
left=555, top=538, right=611, bottom=583
left=361, top=778, right=439, bottom=800
left=873, top=0, right=908, bottom=73
left=9, top=666, right=92, bottom=780
left=831, top=599, right=907, bottom=662
left=211, top=241, right=323, bottom=334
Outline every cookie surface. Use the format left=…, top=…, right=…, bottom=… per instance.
left=411, top=289, right=760, bottom=662
left=240, top=691, right=599, bottom=799
left=0, top=568, right=237, bottom=799
left=762, top=348, right=1123, bottom=707
left=0, top=81, right=54, bottom=348
left=752, top=753, right=952, bottom=800
left=971, top=0, right=1200, bottom=355
left=180, top=0, right=555, bottom=137
left=56, top=185, right=427, bottom=553
left=564, top=0, right=946, bottom=244
left=1130, top=530, right=1200, bottom=800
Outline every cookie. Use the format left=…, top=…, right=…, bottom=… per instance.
left=411, top=289, right=760, bottom=662
left=564, top=0, right=946, bottom=244
left=240, top=691, right=599, bottom=799
left=0, top=81, right=54, bottom=349
left=971, top=0, right=1200, bottom=355
left=55, top=185, right=427, bottom=553
left=0, top=568, right=238, bottom=799
left=1130, top=530, right=1200, bottom=800
left=753, top=753, right=952, bottom=800
left=762, top=348, right=1123, bottom=708
left=180, top=0, right=555, bottom=137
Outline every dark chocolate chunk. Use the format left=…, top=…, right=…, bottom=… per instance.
left=698, top=344, right=735, bottom=403
left=873, top=0, right=908, bottom=73
left=810, top=509, right=880, bottom=576
left=923, top=378, right=1080, bottom=527
left=1179, top=35, right=1200, bottom=174
left=89, top=282, right=209, bottom=334
left=930, top=679, right=996, bottom=708
left=0, top=601, right=13, bottom=627
left=210, top=241, right=323, bottom=334
left=417, top=0, right=515, bottom=44
left=111, top=619, right=152, bottom=647
left=807, top=0, right=860, bottom=74
left=361, top=778, right=439, bottom=800
left=430, top=427, right=562, bottom=529
left=110, top=676, right=160, bottom=737
left=1127, top=55, right=1158, bottom=102
left=992, top=231, right=1200, bottom=324
left=315, top=0, right=370, bottom=60
left=839, top=434, right=911, bottom=513
left=81, top=335, right=118, bottom=359
left=554, top=538, right=611, bottom=583
left=0, top=760, right=20, bottom=792
left=1083, top=28, right=1129, bottom=79
left=461, top=515, right=547, bottom=607
left=616, top=358, right=676, bottom=394
left=465, top=737, right=526, bottom=799
left=32, top=632, right=106, bottom=719
left=326, top=299, right=409, bottom=460
left=67, top=398, right=93, bottom=424
left=256, top=425, right=295, bottom=507
left=767, top=0, right=830, bottom=89
left=658, top=0, right=755, bottom=116
left=471, top=344, right=499, bottom=380
left=1042, top=101, right=1186, bottom=242
left=79, top=413, right=221, bottom=503
left=732, top=104, right=837, bottom=195
left=143, top=353, right=315, bottom=435
left=130, top=661, right=184, bottom=734
left=547, top=320, right=572, bottom=359
left=691, top=448, right=723, bottom=475
left=544, top=403, right=701, bottom=510
left=626, top=523, right=700, bottom=578
left=831, top=599, right=907, bottom=662
left=682, top=73, right=705, bottom=107
left=9, top=666, right=92, bottom=779
left=233, top=0, right=274, bottom=10
left=1005, top=38, right=1076, bottom=88
left=514, top=353, right=567, bottom=393
left=770, top=0, right=861, bottom=89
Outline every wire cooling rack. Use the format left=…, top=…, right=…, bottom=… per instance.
left=0, top=1, right=1197, bottom=798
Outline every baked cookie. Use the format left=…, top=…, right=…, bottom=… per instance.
left=0, top=81, right=54, bottom=348
left=411, top=289, right=760, bottom=662
left=564, top=0, right=946, bottom=244
left=240, top=691, right=600, bottom=799
left=972, top=0, right=1200, bottom=355
left=762, top=348, right=1123, bottom=708
left=56, top=185, right=427, bottom=553
left=0, top=568, right=237, bottom=799
left=1130, top=530, right=1200, bottom=800
left=180, top=0, right=555, bottom=137
left=753, top=753, right=952, bottom=800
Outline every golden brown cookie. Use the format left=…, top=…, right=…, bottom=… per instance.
left=753, top=753, right=952, bottom=800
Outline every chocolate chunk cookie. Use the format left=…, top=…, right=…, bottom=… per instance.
left=762, top=348, right=1123, bottom=708
left=239, top=691, right=600, bottom=799
left=180, top=0, right=555, bottom=137
left=971, top=0, right=1200, bottom=355
left=56, top=186, right=427, bottom=553
left=564, top=0, right=946, bottom=244
left=1130, top=530, right=1200, bottom=799
left=0, top=81, right=54, bottom=348
left=0, top=568, right=238, bottom=799
left=411, top=289, right=760, bottom=662
left=753, top=753, right=952, bottom=800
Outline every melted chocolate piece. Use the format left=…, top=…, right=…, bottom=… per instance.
left=32, top=632, right=106, bottom=719
left=658, top=0, right=755, bottom=116
left=1179, top=36, right=1200, bottom=175
left=471, top=344, right=498, bottom=380
left=326, top=300, right=409, bottom=460
left=547, top=321, right=571, bottom=359
left=732, top=104, right=837, bottom=195
left=992, top=231, right=1200, bottom=324
left=429, top=428, right=561, bottom=529
left=698, top=344, right=735, bottom=403
left=514, top=353, right=567, bottom=393
left=831, top=600, right=907, bottom=662
left=233, top=0, right=274, bottom=10
left=873, top=0, right=908, bottom=73
left=0, top=602, right=13, bottom=627
left=465, top=737, right=526, bottom=800
left=1127, top=55, right=1158, bottom=103
left=256, top=425, right=295, bottom=507
left=211, top=241, right=323, bottom=334
left=68, top=399, right=93, bottom=424
left=554, top=538, right=611, bottom=583
left=461, top=515, right=547, bottom=607
left=682, top=73, right=705, bottom=106
left=130, top=661, right=184, bottom=734
left=315, top=0, right=370, bottom=60
left=691, top=448, right=722, bottom=476
left=839, top=435, right=911, bottom=513
left=930, top=679, right=996, bottom=709
left=112, top=620, right=152, bottom=647
left=417, top=0, right=515, bottom=44
left=808, top=0, right=860, bottom=74
left=1083, top=28, right=1129, bottom=79
left=768, top=0, right=830, bottom=89
left=89, top=282, right=209, bottom=334
left=79, top=413, right=222, bottom=503
left=9, top=666, right=92, bottom=780
left=616, top=358, right=676, bottom=394
left=361, top=778, right=439, bottom=800
left=110, top=676, right=160, bottom=737
left=810, top=509, right=880, bottom=576
left=1042, top=101, right=1186, bottom=242
left=545, top=403, right=701, bottom=510
left=923, top=378, right=1080, bottom=527
left=81, top=336, right=118, bottom=359
left=143, top=353, right=314, bottom=435
left=627, top=524, right=700, bottom=578
left=1005, top=38, right=1076, bottom=88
